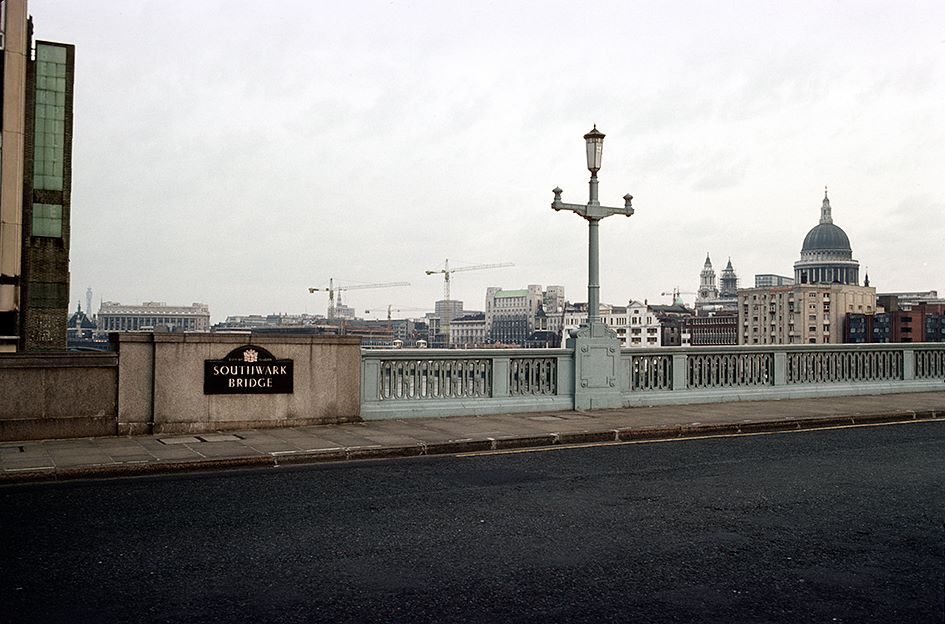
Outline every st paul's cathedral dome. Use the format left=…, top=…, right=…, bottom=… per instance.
left=793, top=189, right=859, bottom=286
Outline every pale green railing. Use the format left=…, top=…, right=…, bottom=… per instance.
left=361, top=344, right=945, bottom=419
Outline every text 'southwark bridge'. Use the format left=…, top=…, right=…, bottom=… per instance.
left=204, top=345, right=294, bottom=394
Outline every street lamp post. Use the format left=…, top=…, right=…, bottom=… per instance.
left=551, top=125, right=635, bottom=410
left=551, top=125, right=634, bottom=329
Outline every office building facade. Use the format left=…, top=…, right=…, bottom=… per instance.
left=0, top=0, right=74, bottom=351
left=97, top=301, right=210, bottom=333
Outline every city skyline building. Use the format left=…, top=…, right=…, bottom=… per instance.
left=696, top=254, right=719, bottom=304
left=485, top=284, right=561, bottom=345
left=0, top=0, right=75, bottom=351
left=740, top=191, right=875, bottom=344
left=562, top=300, right=663, bottom=348
left=845, top=302, right=945, bottom=344
left=97, top=301, right=210, bottom=333
left=755, top=274, right=795, bottom=288
left=695, top=254, right=739, bottom=315
left=793, top=189, right=860, bottom=286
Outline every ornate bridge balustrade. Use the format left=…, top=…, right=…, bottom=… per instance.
left=509, top=357, right=558, bottom=396
left=361, top=349, right=573, bottom=419
left=787, top=349, right=902, bottom=384
left=686, top=352, right=772, bottom=389
left=915, top=348, right=945, bottom=380
left=630, top=354, right=672, bottom=391
left=377, top=358, right=492, bottom=400
left=361, top=344, right=944, bottom=419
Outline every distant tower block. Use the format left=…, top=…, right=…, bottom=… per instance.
left=86, top=288, right=93, bottom=316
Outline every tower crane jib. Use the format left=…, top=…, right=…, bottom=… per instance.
left=308, top=279, right=410, bottom=320
left=424, top=259, right=514, bottom=301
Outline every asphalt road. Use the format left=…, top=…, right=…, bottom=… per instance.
left=2, top=421, right=944, bottom=623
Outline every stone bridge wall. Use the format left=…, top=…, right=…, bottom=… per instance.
left=0, top=352, right=118, bottom=440
left=0, top=333, right=362, bottom=440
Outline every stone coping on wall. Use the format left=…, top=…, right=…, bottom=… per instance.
left=112, top=333, right=362, bottom=346
left=0, top=353, right=118, bottom=368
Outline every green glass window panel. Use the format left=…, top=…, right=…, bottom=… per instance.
left=32, top=203, right=62, bottom=238
left=34, top=220, right=56, bottom=237
left=37, top=44, right=66, bottom=64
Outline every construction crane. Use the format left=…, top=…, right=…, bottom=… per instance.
left=308, top=278, right=410, bottom=320
left=660, top=288, right=697, bottom=306
left=365, top=305, right=429, bottom=331
left=425, top=259, right=514, bottom=301
left=365, top=305, right=429, bottom=320
left=424, top=259, right=513, bottom=347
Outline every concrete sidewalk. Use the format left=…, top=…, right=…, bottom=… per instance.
left=2, top=391, right=944, bottom=484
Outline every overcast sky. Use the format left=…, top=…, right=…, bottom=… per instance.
left=33, top=0, right=945, bottom=321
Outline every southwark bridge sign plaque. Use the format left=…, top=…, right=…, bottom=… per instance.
left=204, top=345, right=294, bottom=395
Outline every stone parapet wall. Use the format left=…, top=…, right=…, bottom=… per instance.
left=115, top=333, right=362, bottom=435
left=1, top=333, right=362, bottom=440
left=0, top=352, right=117, bottom=440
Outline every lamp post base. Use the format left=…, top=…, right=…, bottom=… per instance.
left=567, top=321, right=624, bottom=411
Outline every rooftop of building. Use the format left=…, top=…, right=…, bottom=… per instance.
left=494, top=290, right=529, bottom=298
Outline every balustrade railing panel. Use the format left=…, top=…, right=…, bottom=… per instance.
left=787, top=350, right=902, bottom=384
left=378, top=358, right=492, bottom=400
left=631, top=354, right=672, bottom=391
left=365, top=345, right=943, bottom=418
left=914, top=349, right=945, bottom=379
left=686, top=352, right=772, bottom=389
left=509, top=357, right=557, bottom=396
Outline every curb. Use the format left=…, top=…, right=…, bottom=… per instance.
left=2, top=410, right=942, bottom=485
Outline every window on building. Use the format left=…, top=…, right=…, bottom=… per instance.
left=32, top=203, right=63, bottom=237
left=33, top=44, right=68, bottom=192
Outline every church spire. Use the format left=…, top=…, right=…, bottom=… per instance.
left=820, top=186, right=833, bottom=224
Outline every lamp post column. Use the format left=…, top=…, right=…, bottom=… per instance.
left=587, top=217, right=600, bottom=326
left=550, top=125, right=636, bottom=410
left=587, top=169, right=601, bottom=325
